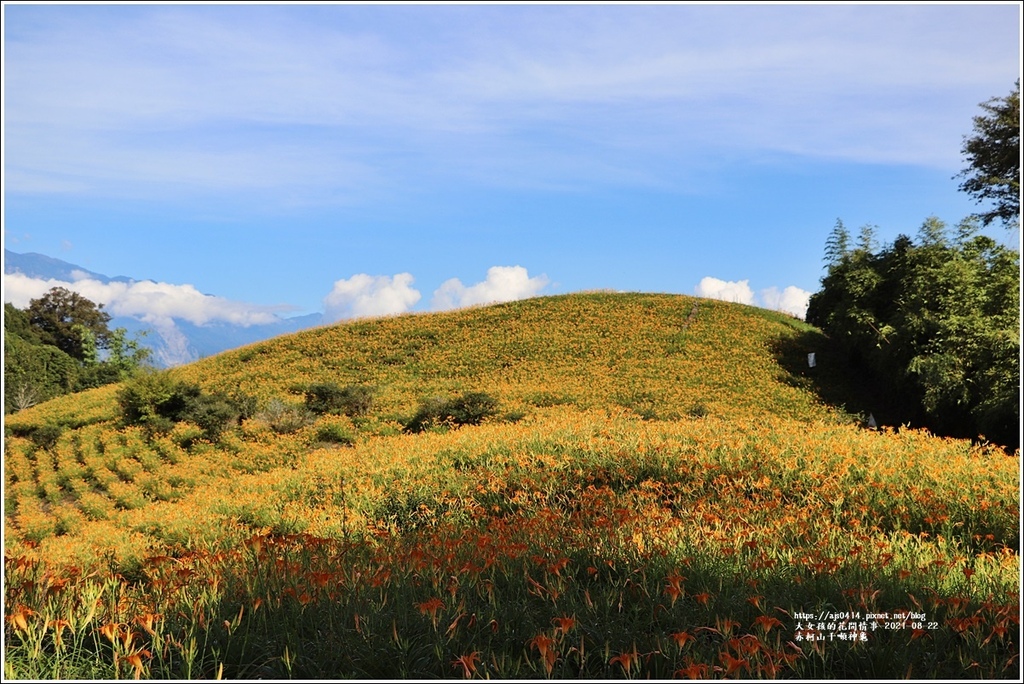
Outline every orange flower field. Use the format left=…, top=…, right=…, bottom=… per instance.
left=4, top=293, right=1019, bottom=679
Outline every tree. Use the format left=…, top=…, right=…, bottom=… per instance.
left=956, top=80, right=1020, bottom=229
left=76, top=327, right=153, bottom=390
left=26, top=287, right=112, bottom=362
left=4, top=292, right=152, bottom=411
left=4, top=332, right=79, bottom=413
left=807, top=217, right=1020, bottom=448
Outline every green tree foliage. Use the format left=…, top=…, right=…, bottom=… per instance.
left=4, top=291, right=152, bottom=413
left=26, top=287, right=113, bottom=361
left=807, top=217, right=1020, bottom=448
left=4, top=325, right=79, bottom=412
left=957, top=80, right=1020, bottom=229
left=76, top=328, right=153, bottom=390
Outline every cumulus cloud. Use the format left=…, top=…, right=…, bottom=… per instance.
left=2, top=272, right=287, bottom=327
left=759, top=285, right=812, bottom=319
left=694, top=277, right=755, bottom=305
left=322, top=273, right=421, bottom=322
left=432, top=266, right=549, bottom=311
left=695, top=276, right=811, bottom=319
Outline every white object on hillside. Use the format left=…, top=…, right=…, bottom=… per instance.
left=807, top=352, right=816, bottom=368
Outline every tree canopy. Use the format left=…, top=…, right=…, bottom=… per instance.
left=957, top=80, right=1020, bottom=229
left=807, top=218, right=1019, bottom=449
left=5, top=288, right=151, bottom=413
left=26, top=286, right=113, bottom=362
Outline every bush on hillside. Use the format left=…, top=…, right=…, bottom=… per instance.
left=28, top=423, right=65, bottom=451
left=304, top=383, right=375, bottom=417
left=404, top=391, right=499, bottom=433
left=315, top=422, right=356, bottom=447
left=257, top=398, right=314, bottom=435
left=118, top=370, right=251, bottom=441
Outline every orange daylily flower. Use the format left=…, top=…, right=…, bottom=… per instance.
left=124, top=649, right=151, bottom=679
left=670, top=630, right=695, bottom=649
left=99, top=622, right=120, bottom=644
left=7, top=605, right=35, bottom=632
left=136, top=613, right=160, bottom=637
left=692, top=592, right=712, bottom=606
left=551, top=615, right=576, bottom=635
left=753, top=615, right=784, bottom=632
left=417, top=597, right=445, bottom=624
left=719, top=651, right=749, bottom=676
left=452, top=651, right=481, bottom=679
left=609, top=646, right=640, bottom=674
left=529, top=633, right=557, bottom=675
left=48, top=618, right=71, bottom=646
left=676, top=661, right=709, bottom=679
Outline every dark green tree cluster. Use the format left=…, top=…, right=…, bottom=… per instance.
left=4, top=287, right=151, bottom=413
left=806, top=218, right=1019, bottom=448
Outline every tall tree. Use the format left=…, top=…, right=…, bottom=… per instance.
left=807, top=217, right=1019, bottom=449
left=26, top=287, right=112, bottom=362
left=956, top=80, right=1020, bottom=229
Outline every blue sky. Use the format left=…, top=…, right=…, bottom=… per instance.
left=3, top=3, right=1020, bottom=323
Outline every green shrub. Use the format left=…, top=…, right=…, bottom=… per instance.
left=404, top=396, right=453, bottom=433
left=28, top=423, right=64, bottom=451
left=179, top=393, right=241, bottom=441
left=404, top=392, right=499, bottom=433
left=304, top=383, right=375, bottom=416
left=117, top=371, right=190, bottom=429
left=448, top=391, right=499, bottom=425
left=118, top=371, right=247, bottom=440
left=315, top=423, right=356, bottom=446
left=232, top=392, right=259, bottom=421
left=258, top=399, right=313, bottom=434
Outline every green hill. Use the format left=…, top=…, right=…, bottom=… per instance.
left=4, top=292, right=1019, bottom=679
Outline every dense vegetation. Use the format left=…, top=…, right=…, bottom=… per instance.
left=4, top=289, right=151, bottom=414
left=4, top=293, right=1019, bottom=679
left=806, top=217, right=1019, bottom=449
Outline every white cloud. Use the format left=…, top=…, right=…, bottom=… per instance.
left=1, top=272, right=286, bottom=327
left=694, top=277, right=755, bottom=305
left=696, top=276, right=811, bottom=319
left=760, top=285, right=812, bottom=319
left=432, top=265, right=549, bottom=310
left=322, top=273, right=421, bottom=322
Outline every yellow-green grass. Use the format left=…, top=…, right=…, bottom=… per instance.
left=4, top=292, right=1019, bottom=679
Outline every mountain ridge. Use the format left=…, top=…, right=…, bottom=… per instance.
left=3, top=249, right=323, bottom=366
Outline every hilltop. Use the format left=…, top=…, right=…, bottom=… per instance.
left=4, top=292, right=1019, bottom=679
left=4, top=291, right=850, bottom=569
left=5, top=291, right=836, bottom=431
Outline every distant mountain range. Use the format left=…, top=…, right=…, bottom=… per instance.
left=4, top=249, right=323, bottom=366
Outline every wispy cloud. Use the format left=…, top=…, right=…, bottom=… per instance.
left=5, top=5, right=1016, bottom=203
left=432, top=265, right=549, bottom=310
left=2, top=272, right=289, bottom=327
